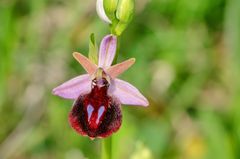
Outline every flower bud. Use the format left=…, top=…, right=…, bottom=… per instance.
left=116, top=0, right=134, bottom=23
left=103, top=0, right=119, bottom=20
left=96, top=0, right=135, bottom=36
left=96, top=0, right=112, bottom=23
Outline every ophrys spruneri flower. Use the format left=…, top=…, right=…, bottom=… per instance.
left=52, top=34, right=149, bottom=139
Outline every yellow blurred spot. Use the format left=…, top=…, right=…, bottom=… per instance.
left=130, top=141, right=153, bottom=159
left=183, top=135, right=206, bottom=159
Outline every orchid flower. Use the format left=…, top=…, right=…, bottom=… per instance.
left=52, top=34, right=149, bottom=139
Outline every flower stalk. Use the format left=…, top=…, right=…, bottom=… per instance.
left=101, top=137, right=112, bottom=159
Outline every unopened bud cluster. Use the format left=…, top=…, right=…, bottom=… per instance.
left=96, top=0, right=135, bottom=36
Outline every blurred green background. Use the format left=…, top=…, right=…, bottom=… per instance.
left=1, top=0, right=240, bottom=159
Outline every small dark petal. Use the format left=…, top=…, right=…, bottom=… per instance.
left=69, top=95, right=122, bottom=139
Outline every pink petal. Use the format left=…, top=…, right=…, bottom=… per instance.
left=52, top=74, right=91, bottom=100
left=73, top=52, right=98, bottom=75
left=98, top=35, right=117, bottom=68
left=106, top=58, right=135, bottom=78
left=108, top=79, right=149, bottom=106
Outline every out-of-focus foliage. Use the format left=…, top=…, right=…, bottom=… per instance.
left=0, top=0, right=240, bottom=159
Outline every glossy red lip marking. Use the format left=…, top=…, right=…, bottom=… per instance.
left=69, top=78, right=122, bottom=139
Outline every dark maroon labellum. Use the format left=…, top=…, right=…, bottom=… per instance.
left=69, top=78, right=122, bottom=139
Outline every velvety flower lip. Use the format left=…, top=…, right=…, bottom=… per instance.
left=52, top=34, right=149, bottom=107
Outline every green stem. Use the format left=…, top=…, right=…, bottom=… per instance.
left=101, top=137, right=112, bottom=159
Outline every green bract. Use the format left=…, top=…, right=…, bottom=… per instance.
left=88, top=33, right=98, bottom=64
